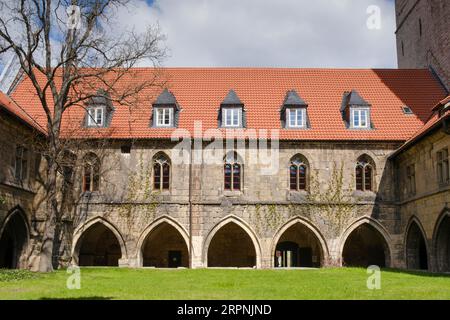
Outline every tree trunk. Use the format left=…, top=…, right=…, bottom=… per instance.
left=37, top=158, right=60, bottom=272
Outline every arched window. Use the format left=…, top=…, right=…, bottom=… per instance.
left=356, top=155, right=374, bottom=191
left=224, top=152, right=242, bottom=191
left=82, top=153, right=100, bottom=192
left=289, top=154, right=309, bottom=191
left=153, top=153, right=170, bottom=191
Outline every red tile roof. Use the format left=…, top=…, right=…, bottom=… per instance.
left=10, top=68, right=447, bottom=141
left=0, top=90, right=46, bottom=134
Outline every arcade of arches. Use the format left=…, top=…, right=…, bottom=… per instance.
left=0, top=212, right=28, bottom=269
left=142, top=222, right=189, bottom=268
left=2, top=210, right=449, bottom=271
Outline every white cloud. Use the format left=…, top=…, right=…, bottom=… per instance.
left=115, top=0, right=398, bottom=68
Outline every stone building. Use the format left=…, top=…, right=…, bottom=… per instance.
left=395, top=0, right=450, bottom=90
left=1, top=67, right=448, bottom=271
left=0, top=1, right=449, bottom=271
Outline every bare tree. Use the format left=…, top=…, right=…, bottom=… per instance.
left=0, top=0, right=167, bottom=271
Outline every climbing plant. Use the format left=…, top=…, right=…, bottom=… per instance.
left=118, top=150, right=160, bottom=232
left=293, top=161, right=362, bottom=237
left=251, top=203, right=284, bottom=236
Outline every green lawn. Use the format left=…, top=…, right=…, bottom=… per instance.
left=0, top=267, right=449, bottom=300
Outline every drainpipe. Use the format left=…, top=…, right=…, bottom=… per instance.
left=188, top=138, right=193, bottom=268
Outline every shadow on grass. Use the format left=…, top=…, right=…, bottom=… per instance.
left=39, top=296, right=113, bottom=300
left=383, top=268, right=450, bottom=278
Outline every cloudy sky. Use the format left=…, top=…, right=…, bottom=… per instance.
left=120, top=0, right=398, bottom=68
left=0, top=0, right=398, bottom=71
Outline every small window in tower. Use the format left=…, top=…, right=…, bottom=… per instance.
left=401, top=41, right=405, bottom=56
left=121, top=145, right=131, bottom=154
left=419, top=19, right=422, bottom=37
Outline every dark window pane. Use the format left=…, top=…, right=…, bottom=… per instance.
left=356, top=165, right=363, bottom=190
left=154, top=164, right=161, bottom=189
left=290, top=165, right=298, bottom=190
left=299, top=165, right=307, bottom=190
left=162, top=163, right=170, bottom=189
left=233, top=164, right=241, bottom=190
left=224, top=164, right=232, bottom=190
left=364, top=166, right=372, bottom=191
left=83, top=165, right=91, bottom=192
left=92, top=172, right=99, bottom=191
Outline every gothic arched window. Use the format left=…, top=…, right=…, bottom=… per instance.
left=153, top=153, right=170, bottom=191
left=224, top=152, right=242, bottom=191
left=356, top=155, right=375, bottom=191
left=289, top=154, right=309, bottom=191
left=82, top=153, right=100, bottom=192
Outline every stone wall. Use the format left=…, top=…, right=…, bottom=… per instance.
left=0, top=110, right=44, bottom=269
left=62, top=139, right=404, bottom=269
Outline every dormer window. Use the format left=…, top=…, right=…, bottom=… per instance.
left=341, top=89, right=372, bottom=130
left=223, top=108, right=241, bottom=127
left=84, top=90, right=114, bottom=128
left=287, top=108, right=306, bottom=128
left=87, top=106, right=105, bottom=127
left=219, top=90, right=245, bottom=128
left=155, top=107, right=173, bottom=127
left=351, top=107, right=370, bottom=129
left=280, top=90, right=309, bottom=129
left=152, top=89, right=180, bottom=128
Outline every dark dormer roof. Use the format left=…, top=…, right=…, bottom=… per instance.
left=84, top=89, right=115, bottom=127
left=153, top=88, right=179, bottom=108
left=280, top=90, right=310, bottom=129
left=340, top=89, right=370, bottom=112
left=221, top=89, right=243, bottom=105
left=87, top=89, right=113, bottom=107
left=283, top=90, right=307, bottom=107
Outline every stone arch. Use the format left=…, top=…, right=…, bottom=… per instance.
left=271, top=216, right=328, bottom=268
left=72, top=217, right=127, bottom=266
left=137, top=215, right=190, bottom=268
left=404, top=216, right=429, bottom=270
left=340, top=217, right=392, bottom=267
left=0, top=207, right=30, bottom=269
left=432, top=209, right=450, bottom=272
left=203, top=215, right=261, bottom=268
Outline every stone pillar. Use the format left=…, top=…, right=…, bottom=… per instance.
left=191, top=235, right=204, bottom=268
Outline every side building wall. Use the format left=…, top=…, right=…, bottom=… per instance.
left=394, top=128, right=450, bottom=272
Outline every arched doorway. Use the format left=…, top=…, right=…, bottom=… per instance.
left=274, top=223, right=323, bottom=268
left=77, top=223, right=122, bottom=266
left=405, top=221, right=428, bottom=270
left=0, top=211, right=28, bottom=269
left=435, top=214, right=450, bottom=272
left=342, top=223, right=389, bottom=267
left=207, top=222, right=257, bottom=267
left=142, top=222, right=189, bottom=268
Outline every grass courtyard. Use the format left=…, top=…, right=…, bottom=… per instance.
left=0, top=267, right=449, bottom=300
